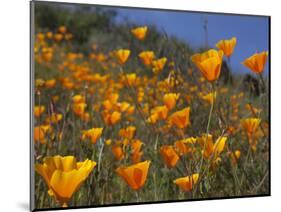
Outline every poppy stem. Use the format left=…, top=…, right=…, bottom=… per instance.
left=195, top=83, right=215, bottom=192
left=135, top=191, right=140, bottom=202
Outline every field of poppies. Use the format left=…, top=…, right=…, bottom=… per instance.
left=32, top=4, right=270, bottom=210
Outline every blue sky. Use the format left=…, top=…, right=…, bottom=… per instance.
left=113, top=7, right=269, bottom=74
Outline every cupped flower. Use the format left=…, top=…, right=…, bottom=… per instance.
left=160, top=145, right=179, bottom=168
left=241, top=118, right=261, bottom=136
left=124, top=73, right=137, bottom=87
left=116, top=160, right=151, bottom=190
left=152, top=57, right=167, bottom=74
left=174, top=137, right=197, bottom=156
left=131, top=26, right=148, bottom=40
left=201, top=91, right=217, bottom=105
left=168, top=107, right=191, bottom=129
left=228, top=150, right=241, bottom=166
left=173, top=173, right=199, bottom=192
left=115, top=49, right=130, bottom=65
left=34, top=105, right=45, bottom=118
left=191, top=49, right=224, bottom=82
left=138, top=51, right=155, bottom=66
left=111, top=144, right=125, bottom=161
left=163, top=93, right=180, bottom=110
left=216, top=37, right=237, bottom=58
left=46, top=113, right=63, bottom=123
left=35, top=156, right=96, bottom=207
left=119, top=126, right=136, bottom=140
left=81, top=128, right=103, bottom=144
left=197, top=134, right=227, bottom=159
left=72, top=103, right=87, bottom=116
left=102, top=111, right=121, bottom=126
left=34, top=125, right=50, bottom=144
left=242, top=51, right=268, bottom=74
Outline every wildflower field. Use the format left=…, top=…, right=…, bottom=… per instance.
left=32, top=3, right=270, bottom=210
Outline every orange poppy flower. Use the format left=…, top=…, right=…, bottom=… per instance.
left=241, top=118, right=261, bottom=136
left=163, top=93, right=180, bottom=110
left=116, top=160, right=151, bottom=190
left=34, top=125, right=50, bottom=144
left=58, top=25, right=67, bottom=34
left=197, top=134, right=227, bottom=160
left=152, top=57, right=167, bottom=74
left=228, top=150, right=241, bottom=166
left=131, top=139, right=143, bottom=164
left=45, top=79, right=56, bottom=88
left=34, top=105, right=45, bottom=118
left=54, top=33, right=63, bottom=42
left=103, top=111, right=121, bottom=125
left=111, top=145, right=125, bottom=161
left=173, top=173, right=199, bottom=192
left=160, top=145, right=179, bottom=168
left=216, top=37, right=237, bottom=58
left=131, top=26, right=148, bottom=40
left=35, top=156, right=96, bottom=207
left=191, top=49, right=224, bottom=82
left=168, top=107, right=191, bottom=129
left=242, top=51, right=268, bottom=74
left=124, top=73, right=137, bottom=87
left=72, top=95, right=86, bottom=104
left=72, top=103, right=87, bottom=116
left=119, top=126, right=136, bottom=140
left=138, top=51, right=155, bottom=66
left=174, top=137, right=197, bottom=156
left=81, top=128, right=103, bottom=144
left=46, top=113, right=63, bottom=123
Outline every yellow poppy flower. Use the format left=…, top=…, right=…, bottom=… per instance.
left=242, top=51, right=268, bottom=74
left=168, top=107, right=191, bottom=129
left=138, top=51, right=155, bottom=66
left=216, top=37, right=237, bottom=57
left=116, top=160, right=151, bottom=190
left=241, top=118, right=261, bottom=136
left=131, top=26, right=148, bottom=40
left=163, top=93, right=180, bottom=110
left=34, top=105, right=45, bottom=118
left=125, top=73, right=137, bottom=87
left=197, top=134, right=227, bottom=159
left=191, top=49, right=224, bottom=82
left=47, top=113, right=63, bottom=123
left=228, top=150, right=241, bottom=166
left=201, top=91, right=217, bottom=105
left=81, top=128, right=103, bottom=144
left=160, top=145, right=179, bottom=168
left=115, top=49, right=130, bottom=65
left=173, top=173, right=199, bottom=192
left=35, top=156, right=96, bottom=207
left=152, top=57, right=167, bottom=74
